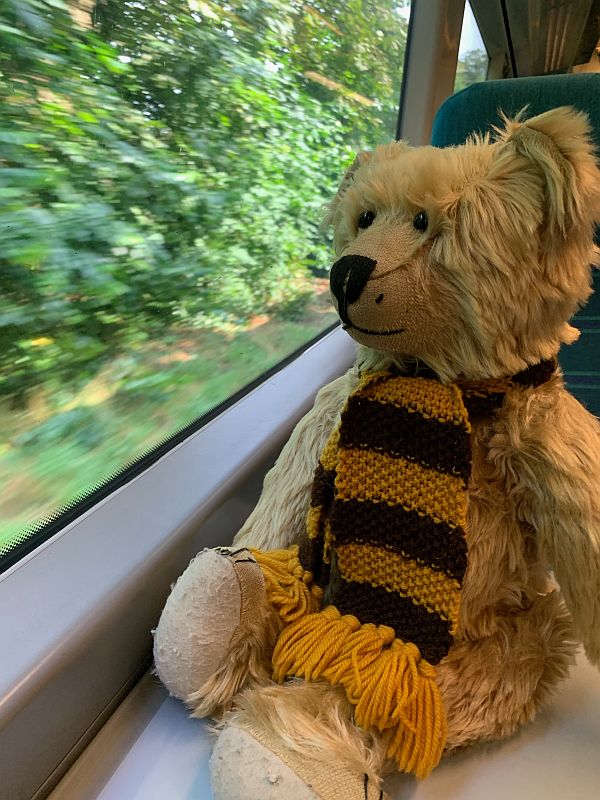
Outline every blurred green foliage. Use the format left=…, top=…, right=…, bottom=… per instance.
left=0, top=0, right=491, bottom=547
left=0, top=0, right=411, bottom=543
left=0, top=0, right=409, bottom=403
left=454, top=48, right=489, bottom=93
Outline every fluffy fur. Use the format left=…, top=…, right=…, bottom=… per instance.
left=222, top=681, right=388, bottom=780
left=234, top=369, right=359, bottom=551
left=327, top=108, right=600, bottom=382
left=487, top=376, right=600, bottom=665
left=155, top=107, right=600, bottom=798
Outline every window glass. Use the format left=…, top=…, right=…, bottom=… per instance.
left=454, top=0, right=488, bottom=92
left=0, top=0, right=410, bottom=565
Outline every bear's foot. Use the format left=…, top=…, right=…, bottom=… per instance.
left=153, top=547, right=280, bottom=716
left=210, top=725, right=319, bottom=800
left=210, top=723, right=388, bottom=800
left=211, top=680, right=389, bottom=800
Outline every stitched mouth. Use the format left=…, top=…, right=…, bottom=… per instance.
left=342, top=321, right=405, bottom=336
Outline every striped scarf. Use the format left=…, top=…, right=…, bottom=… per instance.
left=252, top=361, right=555, bottom=779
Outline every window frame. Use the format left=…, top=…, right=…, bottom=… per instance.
left=397, top=0, right=465, bottom=144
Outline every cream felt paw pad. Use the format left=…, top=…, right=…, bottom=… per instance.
left=210, top=725, right=320, bottom=800
left=211, top=720, right=389, bottom=800
left=153, top=548, right=246, bottom=703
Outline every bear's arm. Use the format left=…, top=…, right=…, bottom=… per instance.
left=232, top=367, right=358, bottom=552
left=489, top=376, right=600, bottom=666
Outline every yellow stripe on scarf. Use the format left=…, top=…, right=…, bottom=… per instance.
left=358, top=371, right=471, bottom=428
left=335, top=542, right=461, bottom=631
left=319, top=425, right=340, bottom=472
left=335, top=448, right=467, bottom=528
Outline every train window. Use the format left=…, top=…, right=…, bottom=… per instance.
left=454, top=0, right=488, bottom=92
left=0, top=1, right=411, bottom=569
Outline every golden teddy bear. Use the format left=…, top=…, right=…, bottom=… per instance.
left=154, top=107, right=600, bottom=800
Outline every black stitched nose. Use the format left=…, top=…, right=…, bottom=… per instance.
left=330, top=255, right=377, bottom=324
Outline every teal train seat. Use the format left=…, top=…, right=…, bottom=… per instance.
left=430, top=74, right=600, bottom=415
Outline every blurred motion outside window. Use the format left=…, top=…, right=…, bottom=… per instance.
left=454, top=0, right=488, bottom=92
left=0, top=0, right=410, bottom=562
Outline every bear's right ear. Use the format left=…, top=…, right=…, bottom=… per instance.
left=323, top=151, right=372, bottom=227
left=491, top=107, right=600, bottom=247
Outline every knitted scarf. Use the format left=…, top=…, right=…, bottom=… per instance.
left=251, top=361, right=555, bottom=779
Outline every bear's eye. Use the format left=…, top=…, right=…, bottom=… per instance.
left=412, top=211, right=428, bottom=232
left=357, top=210, right=375, bottom=229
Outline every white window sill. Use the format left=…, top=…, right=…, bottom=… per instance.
left=50, top=653, right=600, bottom=799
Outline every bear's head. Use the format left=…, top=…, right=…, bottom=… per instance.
left=327, top=107, right=600, bottom=381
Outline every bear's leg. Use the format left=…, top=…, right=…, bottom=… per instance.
left=153, top=547, right=281, bottom=717
left=210, top=680, right=389, bottom=800
left=437, top=590, right=577, bottom=750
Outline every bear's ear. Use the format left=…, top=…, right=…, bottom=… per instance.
left=323, top=150, right=372, bottom=227
left=493, top=106, right=600, bottom=246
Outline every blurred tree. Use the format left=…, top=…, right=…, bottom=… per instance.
left=0, top=0, right=409, bottom=403
left=454, top=48, right=489, bottom=92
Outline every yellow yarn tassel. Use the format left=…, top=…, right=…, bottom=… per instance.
left=250, top=546, right=323, bottom=623
left=271, top=605, right=447, bottom=779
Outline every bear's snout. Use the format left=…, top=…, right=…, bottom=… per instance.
left=330, top=254, right=377, bottom=322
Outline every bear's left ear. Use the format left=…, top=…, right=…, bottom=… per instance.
left=494, top=106, right=600, bottom=245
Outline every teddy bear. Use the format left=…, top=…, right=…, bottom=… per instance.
left=153, top=106, right=600, bottom=800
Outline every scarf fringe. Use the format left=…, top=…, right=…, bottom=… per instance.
left=252, top=546, right=446, bottom=778
left=251, top=546, right=323, bottom=623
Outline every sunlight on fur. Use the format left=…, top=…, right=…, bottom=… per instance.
left=327, top=107, right=600, bottom=383
left=155, top=107, right=600, bottom=800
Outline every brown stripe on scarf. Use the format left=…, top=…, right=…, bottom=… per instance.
left=327, top=576, right=454, bottom=666
left=310, top=463, right=336, bottom=509
left=330, top=498, right=467, bottom=581
left=339, top=394, right=471, bottom=478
